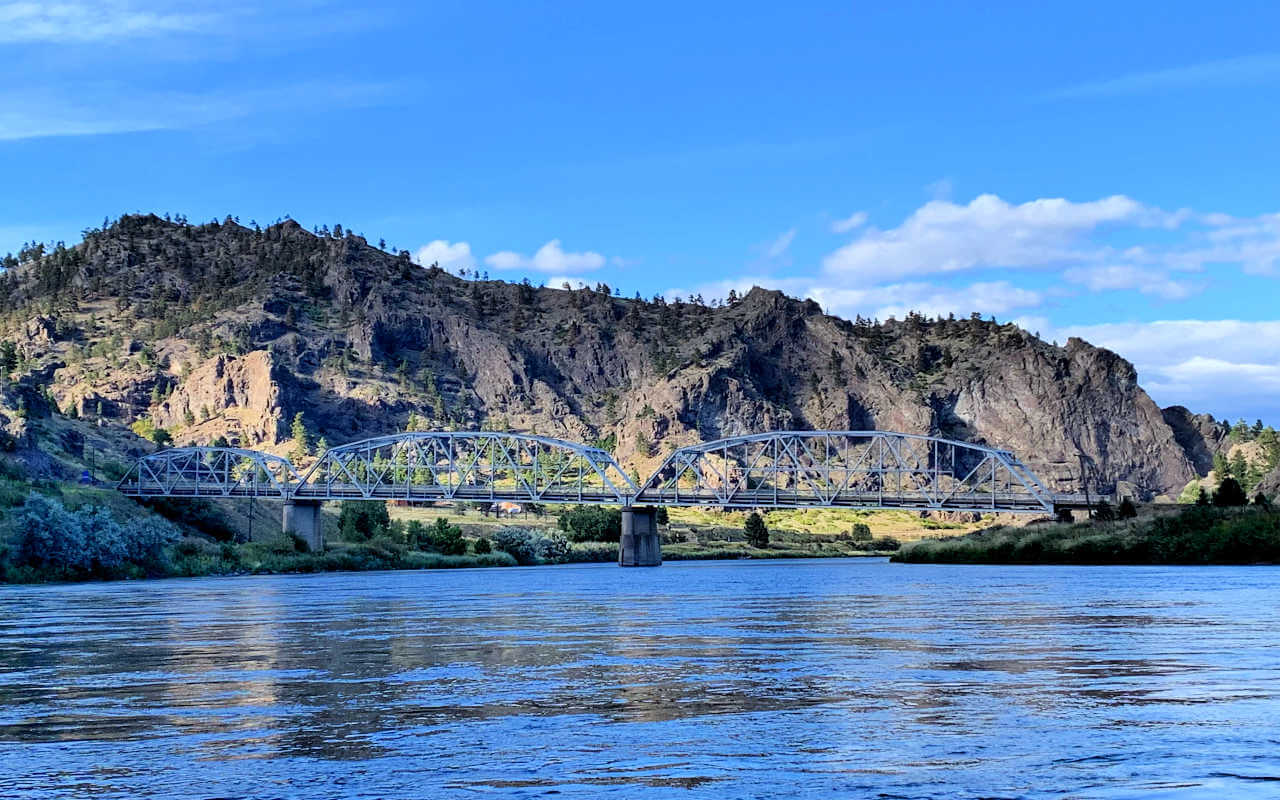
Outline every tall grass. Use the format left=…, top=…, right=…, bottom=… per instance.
left=894, top=506, right=1280, bottom=565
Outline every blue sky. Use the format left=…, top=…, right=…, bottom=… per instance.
left=3, top=1, right=1280, bottom=420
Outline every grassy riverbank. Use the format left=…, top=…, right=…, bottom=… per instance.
left=893, top=504, right=1280, bottom=565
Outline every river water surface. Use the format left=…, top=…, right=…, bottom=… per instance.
left=2, top=559, right=1279, bottom=798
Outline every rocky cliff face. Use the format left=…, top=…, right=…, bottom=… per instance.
left=0, top=214, right=1212, bottom=498
left=1161, top=406, right=1230, bottom=476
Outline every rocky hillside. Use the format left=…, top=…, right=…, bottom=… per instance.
left=0, top=214, right=1237, bottom=499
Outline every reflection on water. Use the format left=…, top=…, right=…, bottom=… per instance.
left=2, top=560, right=1279, bottom=798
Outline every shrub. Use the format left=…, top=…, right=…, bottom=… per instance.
left=143, top=497, right=237, bottom=541
left=492, top=527, right=538, bottom=564
left=406, top=520, right=429, bottom=549
left=473, top=537, right=492, bottom=554
left=849, top=522, right=873, bottom=542
left=654, top=506, right=669, bottom=526
left=557, top=505, right=622, bottom=542
left=1117, top=498, right=1138, bottom=519
left=870, top=536, right=901, bottom=551
left=429, top=518, right=466, bottom=555
left=17, top=493, right=178, bottom=577
left=1213, top=477, right=1248, bottom=507
left=492, top=527, right=571, bottom=565
left=744, top=512, right=769, bottom=548
left=18, top=493, right=89, bottom=572
left=1093, top=501, right=1116, bottom=522
left=339, top=500, right=390, bottom=541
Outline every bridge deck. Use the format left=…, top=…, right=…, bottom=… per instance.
left=116, top=431, right=1079, bottom=515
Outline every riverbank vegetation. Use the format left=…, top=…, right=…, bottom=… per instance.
left=894, top=501, right=1280, bottom=565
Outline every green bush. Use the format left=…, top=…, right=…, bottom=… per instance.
left=473, top=537, right=492, bottom=554
left=492, top=526, right=571, bottom=565
left=15, top=493, right=178, bottom=578
left=429, top=518, right=466, bottom=555
left=557, top=505, right=622, bottom=542
left=339, top=500, right=390, bottom=541
left=849, top=522, right=873, bottom=542
left=143, top=497, right=237, bottom=541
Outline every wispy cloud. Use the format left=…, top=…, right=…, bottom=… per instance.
left=0, top=80, right=396, bottom=141
left=0, top=1, right=215, bottom=44
left=1061, top=265, right=1199, bottom=300
left=1048, top=53, right=1280, bottom=99
left=763, top=228, right=796, bottom=259
left=830, top=211, right=867, bottom=234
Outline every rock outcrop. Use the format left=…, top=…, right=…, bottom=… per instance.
left=0, top=213, right=1214, bottom=498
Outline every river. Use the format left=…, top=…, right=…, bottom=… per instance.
left=1, top=559, right=1278, bottom=798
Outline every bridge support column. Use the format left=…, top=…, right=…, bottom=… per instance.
left=282, top=499, right=324, bottom=552
left=619, top=506, right=661, bottom=567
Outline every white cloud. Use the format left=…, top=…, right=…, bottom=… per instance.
left=664, top=275, right=1041, bottom=321
left=664, top=276, right=812, bottom=304
left=547, top=276, right=589, bottom=290
left=1050, top=319, right=1280, bottom=418
left=809, top=281, right=1043, bottom=321
left=1049, top=53, right=1280, bottom=99
left=822, top=193, right=1178, bottom=283
left=1192, top=212, right=1280, bottom=275
left=831, top=211, right=867, bottom=234
left=763, top=228, right=796, bottom=259
left=1062, top=265, right=1199, bottom=300
left=0, top=1, right=212, bottom=43
left=485, top=239, right=606, bottom=274
left=414, top=240, right=472, bottom=270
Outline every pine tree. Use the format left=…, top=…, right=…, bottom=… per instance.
left=290, top=412, right=310, bottom=462
left=744, top=512, right=769, bottom=548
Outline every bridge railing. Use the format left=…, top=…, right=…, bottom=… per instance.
left=116, top=430, right=1058, bottom=513
left=290, top=431, right=639, bottom=505
left=116, top=447, right=299, bottom=499
left=633, top=431, right=1055, bottom=513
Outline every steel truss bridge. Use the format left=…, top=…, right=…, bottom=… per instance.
left=117, top=430, right=1058, bottom=514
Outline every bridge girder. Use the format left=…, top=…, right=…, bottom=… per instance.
left=634, top=431, right=1055, bottom=513
left=291, top=431, right=638, bottom=505
left=115, top=430, right=1056, bottom=513
left=116, top=447, right=300, bottom=499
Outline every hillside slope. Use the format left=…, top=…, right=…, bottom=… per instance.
left=0, top=214, right=1230, bottom=499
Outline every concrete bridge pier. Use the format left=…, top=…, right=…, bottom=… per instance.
left=282, top=499, right=324, bottom=552
left=619, top=506, right=661, bottom=566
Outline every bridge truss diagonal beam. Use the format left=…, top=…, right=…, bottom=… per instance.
left=115, top=430, right=1057, bottom=514
left=116, top=447, right=301, bottom=499
left=290, top=431, right=638, bottom=505
left=633, top=431, right=1055, bottom=513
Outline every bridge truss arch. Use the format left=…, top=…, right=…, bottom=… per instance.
left=634, top=431, right=1054, bottom=513
left=291, top=431, right=638, bottom=505
left=116, top=447, right=300, bottom=498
